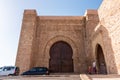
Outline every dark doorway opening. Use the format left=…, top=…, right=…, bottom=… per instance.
left=49, top=41, right=73, bottom=73
left=96, top=44, right=107, bottom=74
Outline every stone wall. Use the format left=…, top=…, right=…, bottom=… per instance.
left=16, top=11, right=88, bottom=73
left=98, top=0, right=120, bottom=74
left=84, top=0, right=120, bottom=74
left=87, top=0, right=120, bottom=74
left=84, top=10, right=99, bottom=67
left=15, top=10, right=37, bottom=73
left=30, top=16, right=87, bottom=73
left=16, top=0, right=120, bottom=74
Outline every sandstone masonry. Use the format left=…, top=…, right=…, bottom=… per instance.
left=16, top=0, right=120, bottom=74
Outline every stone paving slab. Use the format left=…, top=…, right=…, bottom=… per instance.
left=80, top=74, right=120, bottom=80
left=92, top=78, right=120, bottom=80
left=2, top=74, right=120, bottom=80
left=0, top=75, right=80, bottom=80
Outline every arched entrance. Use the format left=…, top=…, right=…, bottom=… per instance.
left=49, top=41, right=73, bottom=73
left=96, top=44, right=107, bottom=74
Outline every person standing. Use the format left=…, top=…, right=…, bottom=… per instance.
left=92, top=61, right=97, bottom=74
left=88, top=66, right=92, bottom=74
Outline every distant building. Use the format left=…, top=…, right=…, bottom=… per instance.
left=16, top=0, right=120, bottom=74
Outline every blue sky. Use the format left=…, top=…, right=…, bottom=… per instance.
left=0, top=0, right=102, bottom=66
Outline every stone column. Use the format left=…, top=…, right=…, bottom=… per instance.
left=15, top=10, right=37, bottom=73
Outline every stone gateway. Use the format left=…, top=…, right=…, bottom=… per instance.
left=16, top=0, right=120, bottom=74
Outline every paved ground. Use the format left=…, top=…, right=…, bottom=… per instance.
left=80, top=74, right=120, bottom=80
left=89, top=74, right=120, bottom=80
left=1, top=74, right=120, bottom=80
left=0, top=74, right=81, bottom=80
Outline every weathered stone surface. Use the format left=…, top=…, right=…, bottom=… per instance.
left=16, top=0, right=120, bottom=74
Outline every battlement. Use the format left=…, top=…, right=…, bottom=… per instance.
left=38, top=16, right=85, bottom=20
left=84, top=9, right=98, bottom=16
left=24, top=9, right=37, bottom=15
